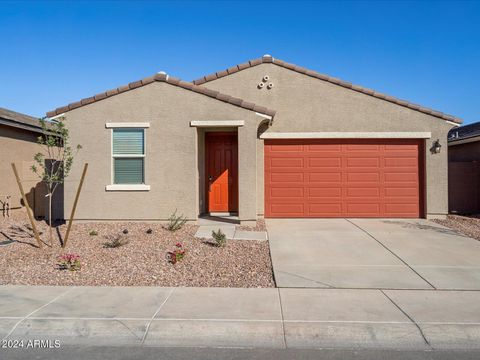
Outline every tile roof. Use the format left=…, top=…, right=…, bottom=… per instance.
left=193, top=55, right=462, bottom=124
left=46, top=73, right=276, bottom=118
left=448, top=121, right=480, bottom=143
left=0, top=107, right=43, bottom=133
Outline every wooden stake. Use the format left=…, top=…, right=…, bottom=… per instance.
left=11, top=163, right=43, bottom=248
left=63, top=163, right=88, bottom=248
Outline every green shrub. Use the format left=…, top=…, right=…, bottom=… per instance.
left=166, top=209, right=187, bottom=231
left=89, top=230, right=98, bottom=236
left=212, top=229, right=227, bottom=247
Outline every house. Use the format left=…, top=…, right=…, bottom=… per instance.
left=448, top=121, right=480, bottom=214
left=0, top=107, right=51, bottom=218
left=46, top=55, right=461, bottom=223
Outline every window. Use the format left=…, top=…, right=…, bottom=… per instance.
left=112, top=128, right=145, bottom=184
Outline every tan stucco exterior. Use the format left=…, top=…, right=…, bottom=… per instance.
left=64, top=82, right=264, bottom=222
left=0, top=125, right=53, bottom=218
left=202, top=63, right=456, bottom=218
left=58, top=61, right=457, bottom=221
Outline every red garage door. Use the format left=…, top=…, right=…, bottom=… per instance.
left=265, top=139, right=423, bottom=218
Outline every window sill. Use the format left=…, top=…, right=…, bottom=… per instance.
left=105, top=184, right=151, bottom=191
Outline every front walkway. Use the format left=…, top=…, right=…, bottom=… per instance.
left=1, top=285, right=480, bottom=350
left=267, top=218, right=480, bottom=290
left=194, top=216, right=267, bottom=240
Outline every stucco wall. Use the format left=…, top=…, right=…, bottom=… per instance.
left=449, top=141, right=480, bottom=162
left=0, top=125, right=54, bottom=218
left=202, top=63, right=457, bottom=217
left=448, top=141, right=480, bottom=214
left=63, top=82, right=259, bottom=221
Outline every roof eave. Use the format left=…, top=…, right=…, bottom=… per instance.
left=46, top=74, right=276, bottom=119
left=0, top=118, right=44, bottom=134
left=448, top=134, right=480, bottom=146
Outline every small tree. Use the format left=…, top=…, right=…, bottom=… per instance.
left=31, top=117, right=81, bottom=246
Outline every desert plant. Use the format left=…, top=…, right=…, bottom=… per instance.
left=103, top=234, right=130, bottom=248
left=122, top=229, right=129, bottom=234
left=166, top=209, right=187, bottom=231
left=57, top=254, right=81, bottom=271
left=166, top=243, right=186, bottom=264
left=31, top=117, right=82, bottom=246
left=89, top=230, right=98, bottom=236
left=212, top=229, right=227, bottom=247
left=146, top=228, right=153, bottom=234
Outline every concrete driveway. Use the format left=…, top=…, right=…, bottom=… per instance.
left=266, top=219, right=480, bottom=290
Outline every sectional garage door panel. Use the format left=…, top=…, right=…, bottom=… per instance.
left=265, top=139, right=423, bottom=218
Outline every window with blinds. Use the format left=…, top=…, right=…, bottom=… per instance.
left=112, top=128, right=145, bottom=184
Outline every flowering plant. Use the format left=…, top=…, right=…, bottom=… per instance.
left=57, top=254, right=81, bottom=271
left=166, top=243, right=186, bottom=264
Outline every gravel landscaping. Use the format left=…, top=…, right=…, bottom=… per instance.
left=0, top=211, right=274, bottom=287
left=236, top=218, right=267, bottom=232
left=433, top=214, right=480, bottom=241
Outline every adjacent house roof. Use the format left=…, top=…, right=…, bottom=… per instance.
left=448, top=121, right=480, bottom=144
left=193, top=55, right=462, bottom=124
left=46, top=73, right=276, bottom=118
left=0, top=107, right=43, bottom=133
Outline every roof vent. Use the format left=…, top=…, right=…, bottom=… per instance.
left=262, top=54, right=274, bottom=63
left=157, top=71, right=169, bottom=81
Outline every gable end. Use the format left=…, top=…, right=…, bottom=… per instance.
left=193, top=55, right=461, bottom=124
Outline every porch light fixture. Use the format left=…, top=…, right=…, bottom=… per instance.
left=431, top=139, right=442, bottom=154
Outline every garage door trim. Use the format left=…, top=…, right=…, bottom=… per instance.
left=260, top=132, right=432, bottom=139
left=264, top=138, right=425, bottom=218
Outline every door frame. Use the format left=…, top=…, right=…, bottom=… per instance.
left=204, top=131, right=239, bottom=214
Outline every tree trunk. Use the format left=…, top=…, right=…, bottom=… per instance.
left=48, top=193, right=53, bottom=247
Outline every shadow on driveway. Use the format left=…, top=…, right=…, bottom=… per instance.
left=381, top=220, right=467, bottom=237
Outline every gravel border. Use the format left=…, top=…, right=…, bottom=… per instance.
left=0, top=211, right=275, bottom=287
left=236, top=218, right=267, bottom=232
left=433, top=214, right=480, bottom=241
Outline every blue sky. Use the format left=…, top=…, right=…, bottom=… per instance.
left=1, top=0, right=479, bottom=123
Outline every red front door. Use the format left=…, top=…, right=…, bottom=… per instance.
left=206, top=132, right=238, bottom=212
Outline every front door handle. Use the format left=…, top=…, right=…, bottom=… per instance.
left=208, top=175, right=213, bottom=181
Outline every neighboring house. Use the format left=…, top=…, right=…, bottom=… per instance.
left=46, top=55, right=461, bottom=223
left=0, top=107, right=54, bottom=218
left=448, top=122, right=480, bottom=214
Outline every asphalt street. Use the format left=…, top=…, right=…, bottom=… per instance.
left=3, top=346, right=480, bottom=360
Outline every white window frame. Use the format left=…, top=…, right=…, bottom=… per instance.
left=105, top=123, right=150, bottom=191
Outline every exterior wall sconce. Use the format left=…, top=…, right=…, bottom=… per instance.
left=431, top=139, right=442, bottom=154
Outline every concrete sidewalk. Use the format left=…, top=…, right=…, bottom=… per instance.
left=1, top=286, right=480, bottom=350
